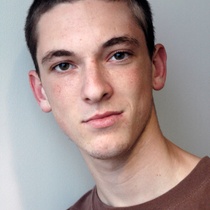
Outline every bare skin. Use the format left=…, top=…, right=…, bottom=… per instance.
left=82, top=108, right=200, bottom=206
left=29, top=0, right=200, bottom=207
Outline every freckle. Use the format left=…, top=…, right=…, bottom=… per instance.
left=54, top=85, right=61, bottom=94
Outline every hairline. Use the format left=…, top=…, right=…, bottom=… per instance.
left=26, top=0, right=152, bottom=76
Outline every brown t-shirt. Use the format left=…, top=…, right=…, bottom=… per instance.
left=68, top=156, right=210, bottom=210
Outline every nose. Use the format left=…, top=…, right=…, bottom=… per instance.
left=81, top=62, right=113, bottom=104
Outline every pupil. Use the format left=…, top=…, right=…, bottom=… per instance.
left=60, top=63, right=69, bottom=70
left=115, top=52, right=125, bottom=60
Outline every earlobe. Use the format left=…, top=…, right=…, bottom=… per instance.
left=28, top=70, right=52, bottom=112
left=152, top=44, right=167, bottom=90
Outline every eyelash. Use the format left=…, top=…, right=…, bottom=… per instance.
left=109, top=50, right=133, bottom=62
left=52, top=61, right=76, bottom=72
left=51, top=50, right=133, bottom=72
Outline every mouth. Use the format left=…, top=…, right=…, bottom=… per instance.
left=82, top=111, right=123, bottom=129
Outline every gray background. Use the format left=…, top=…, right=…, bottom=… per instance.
left=0, top=1, right=209, bottom=209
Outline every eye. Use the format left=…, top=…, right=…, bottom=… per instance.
left=53, top=62, right=75, bottom=72
left=109, top=51, right=131, bottom=61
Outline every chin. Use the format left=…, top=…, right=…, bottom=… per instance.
left=87, top=140, right=132, bottom=160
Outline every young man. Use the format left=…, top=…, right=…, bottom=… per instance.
left=25, top=0, right=210, bottom=209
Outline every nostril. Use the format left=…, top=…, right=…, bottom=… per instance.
left=102, top=92, right=111, bottom=100
left=84, top=91, right=110, bottom=103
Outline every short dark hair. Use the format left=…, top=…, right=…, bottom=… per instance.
left=25, top=0, right=155, bottom=76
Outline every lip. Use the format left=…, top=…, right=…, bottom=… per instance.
left=83, top=111, right=123, bottom=129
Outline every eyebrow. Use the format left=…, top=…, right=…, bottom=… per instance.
left=41, top=36, right=140, bottom=65
left=102, top=36, right=140, bottom=48
left=41, top=50, right=75, bottom=65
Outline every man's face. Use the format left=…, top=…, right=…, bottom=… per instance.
left=32, top=0, right=162, bottom=160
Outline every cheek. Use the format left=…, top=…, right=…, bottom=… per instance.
left=121, top=68, right=153, bottom=117
left=46, top=79, right=76, bottom=106
left=120, top=67, right=152, bottom=95
left=52, top=84, right=62, bottom=96
left=45, top=81, right=81, bottom=136
left=46, top=83, right=64, bottom=107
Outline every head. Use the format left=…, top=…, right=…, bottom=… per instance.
left=25, top=0, right=155, bottom=76
left=27, top=0, right=166, bottom=160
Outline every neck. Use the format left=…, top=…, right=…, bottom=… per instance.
left=80, top=107, right=200, bottom=207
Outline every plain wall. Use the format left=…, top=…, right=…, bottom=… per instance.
left=0, top=1, right=209, bottom=209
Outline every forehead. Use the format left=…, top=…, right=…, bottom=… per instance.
left=38, top=0, right=136, bottom=26
left=36, top=0, right=145, bottom=59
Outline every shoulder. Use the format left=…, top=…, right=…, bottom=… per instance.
left=187, top=156, right=210, bottom=187
left=176, top=156, right=210, bottom=208
left=67, top=187, right=95, bottom=210
left=195, top=156, right=210, bottom=175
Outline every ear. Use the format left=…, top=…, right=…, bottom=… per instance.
left=28, top=70, right=52, bottom=112
left=152, top=44, right=167, bottom=90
